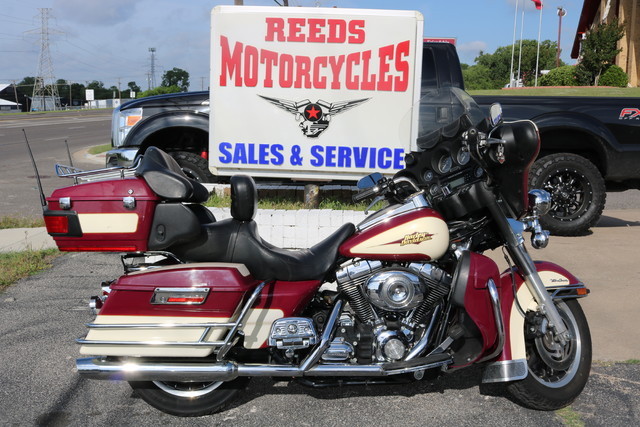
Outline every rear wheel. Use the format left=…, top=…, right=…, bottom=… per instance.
left=130, top=377, right=249, bottom=417
left=169, top=151, right=216, bottom=183
left=529, top=153, right=605, bottom=236
left=508, top=299, right=591, bottom=410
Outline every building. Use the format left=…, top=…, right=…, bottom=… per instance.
left=571, top=0, right=639, bottom=87
left=0, top=84, right=22, bottom=112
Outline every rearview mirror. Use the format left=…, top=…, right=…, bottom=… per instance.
left=357, top=172, right=383, bottom=189
left=489, top=103, right=503, bottom=127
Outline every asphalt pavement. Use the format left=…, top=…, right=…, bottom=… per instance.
left=0, top=251, right=638, bottom=426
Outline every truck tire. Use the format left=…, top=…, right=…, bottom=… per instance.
left=529, top=153, right=605, bottom=236
left=169, top=151, right=216, bottom=183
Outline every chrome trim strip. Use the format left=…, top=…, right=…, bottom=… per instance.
left=481, top=359, right=528, bottom=383
left=477, top=278, right=505, bottom=363
left=357, top=194, right=429, bottom=231
left=76, top=339, right=225, bottom=347
left=300, top=299, right=343, bottom=371
left=85, top=322, right=235, bottom=329
left=150, top=287, right=210, bottom=305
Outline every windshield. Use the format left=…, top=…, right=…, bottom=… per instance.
left=416, top=87, right=487, bottom=150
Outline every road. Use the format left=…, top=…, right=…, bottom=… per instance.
left=0, top=110, right=112, bottom=219
left=0, top=252, right=638, bottom=426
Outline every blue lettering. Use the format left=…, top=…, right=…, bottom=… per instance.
left=369, top=147, right=376, bottom=168
left=325, top=145, right=336, bottom=167
left=353, top=147, right=368, bottom=168
left=259, top=144, right=270, bottom=165
left=248, top=144, right=258, bottom=164
left=310, top=145, right=323, bottom=167
left=393, top=149, right=404, bottom=169
left=233, top=144, right=247, bottom=164
left=338, top=146, right=351, bottom=167
left=218, top=142, right=232, bottom=164
left=378, top=147, right=392, bottom=169
left=271, top=144, right=284, bottom=165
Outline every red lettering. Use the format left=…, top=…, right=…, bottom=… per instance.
left=394, top=40, right=410, bottom=92
left=260, top=49, right=278, bottom=87
left=279, top=54, right=294, bottom=88
left=265, top=17, right=285, bottom=41
left=294, top=56, right=312, bottom=88
left=378, top=44, right=394, bottom=91
left=360, top=50, right=376, bottom=90
left=243, top=45, right=259, bottom=87
left=288, top=18, right=306, bottom=42
left=327, top=19, right=347, bottom=43
left=346, top=52, right=360, bottom=90
left=329, top=55, right=345, bottom=89
left=219, top=36, right=242, bottom=87
left=348, top=20, right=365, bottom=44
left=307, top=18, right=326, bottom=43
left=313, top=57, right=328, bottom=88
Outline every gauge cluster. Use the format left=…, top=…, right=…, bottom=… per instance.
left=399, top=139, right=485, bottom=201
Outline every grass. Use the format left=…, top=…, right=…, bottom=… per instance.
left=469, top=87, right=640, bottom=97
left=555, top=407, right=585, bottom=427
left=204, top=193, right=383, bottom=211
left=88, top=144, right=112, bottom=155
left=0, top=248, right=60, bottom=292
left=0, top=216, right=45, bottom=229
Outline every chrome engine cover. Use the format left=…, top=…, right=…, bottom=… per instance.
left=268, top=317, right=317, bottom=350
left=363, top=270, right=426, bottom=312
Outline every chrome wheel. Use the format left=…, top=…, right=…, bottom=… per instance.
left=153, top=380, right=224, bottom=398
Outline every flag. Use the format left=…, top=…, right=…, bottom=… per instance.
left=531, top=0, right=543, bottom=10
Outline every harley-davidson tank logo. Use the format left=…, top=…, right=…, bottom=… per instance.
left=259, top=95, right=369, bottom=138
left=399, top=231, right=434, bottom=246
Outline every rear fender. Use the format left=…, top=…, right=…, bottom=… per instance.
left=482, top=261, right=589, bottom=383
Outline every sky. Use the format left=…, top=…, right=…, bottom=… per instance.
left=0, top=0, right=584, bottom=91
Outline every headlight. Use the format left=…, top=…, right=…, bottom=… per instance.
left=111, top=107, right=143, bottom=147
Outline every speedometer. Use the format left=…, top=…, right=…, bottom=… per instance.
left=456, top=147, right=471, bottom=165
left=437, top=155, right=453, bottom=174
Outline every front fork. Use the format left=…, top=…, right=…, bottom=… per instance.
left=486, top=197, right=571, bottom=344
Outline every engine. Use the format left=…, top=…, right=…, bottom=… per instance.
left=333, top=260, right=452, bottom=362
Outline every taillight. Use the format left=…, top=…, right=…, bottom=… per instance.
left=44, top=215, right=69, bottom=234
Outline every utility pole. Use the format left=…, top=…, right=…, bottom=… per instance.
left=117, top=77, right=122, bottom=101
left=67, top=80, right=72, bottom=108
left=149, top=47, right=157, bottom=88
left=556, top=7, right=567, bottom=68
left=10, top=80, right=19, bottom=107
left=27, top=8, right=62, bottom=111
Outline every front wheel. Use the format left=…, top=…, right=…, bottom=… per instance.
left=130, top=377, right=249, bottom=417
left=169, top=151, right=216, bottom=183
left=507, top=299, right=592, bottom=410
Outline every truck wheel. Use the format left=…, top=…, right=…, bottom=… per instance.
left=529, top=153, right=605, bottom=236
left=169, top=151, right=216, bottom=183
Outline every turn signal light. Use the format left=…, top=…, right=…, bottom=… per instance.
left=44, top=215, right=69, bottom=234
left=167, top=296, right=207, bottom=304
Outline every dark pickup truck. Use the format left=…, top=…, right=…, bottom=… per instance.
left=106, top=43, right=640, bottom=236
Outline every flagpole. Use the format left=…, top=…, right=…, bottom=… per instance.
left=517, top=2, right=525, bottom=85
left=535, top=3, right=543, bottom=85
left=509, top=0, right=519, bottom=87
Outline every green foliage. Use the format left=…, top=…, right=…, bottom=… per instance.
left=579, top=19, right=625, bottom=85
left=598, top=65, right=628, bottom=87
left=540, top=65, right=582, bottom=86
left=127, top=81, right=141, bottom=94
left=462, top=65, right=495, bottom=90
left=475, top=39, right=563, bottom=88
left=162, top=67, right=190, bottom=91
left=0, top=216, right=44, bottom=229
left=0, top=248, right=59, bottom=291
left=137, top=85, right=182, bottom=98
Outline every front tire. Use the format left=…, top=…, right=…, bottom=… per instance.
left=507, top=299, right=591, bottom=410
left=169, top=151, right=216, bottom=183
left=529, top=153, right=605, bottom=236
left=130, top=377, right=249, bottom=417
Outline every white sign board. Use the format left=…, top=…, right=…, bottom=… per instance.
left=210, top=6, right=424, bottom=180
left=85, top=89, right=95, bottom=101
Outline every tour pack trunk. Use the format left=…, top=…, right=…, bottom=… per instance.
left=44, top=177, right=159, bottom=252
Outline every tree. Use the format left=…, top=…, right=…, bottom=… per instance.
left=475, top=40, right=563, bottom=88
left=137, top=85, right=182, bottom=98
left=85, top=80, right=112, bottom=99
left=127, top=81, right=141, bottom=94
left=462, top=65, right=496, bottom=90
left=579, top=19, right=625, bottom=85
left=161, top=67, right=190, bottom=91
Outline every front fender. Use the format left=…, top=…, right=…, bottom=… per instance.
left=482, top=261, right=589, bottom=383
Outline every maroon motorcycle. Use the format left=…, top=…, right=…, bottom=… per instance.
left=43, top=87, right=591, bottom=416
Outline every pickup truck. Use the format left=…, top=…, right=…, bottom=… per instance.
left=105, top=42, right=640, bottom=236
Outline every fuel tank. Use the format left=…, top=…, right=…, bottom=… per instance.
left=339, top=207, right=449, bottom=262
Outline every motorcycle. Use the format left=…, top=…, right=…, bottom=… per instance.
left=42, top=87, right=591, bottom=417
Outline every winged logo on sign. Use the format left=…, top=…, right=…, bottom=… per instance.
left=258, top=95, right=370, bottom=138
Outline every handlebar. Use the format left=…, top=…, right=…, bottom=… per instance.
left=353, top=176, right=421, bottom=203
left=353, top=185, right=380, bottom=202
